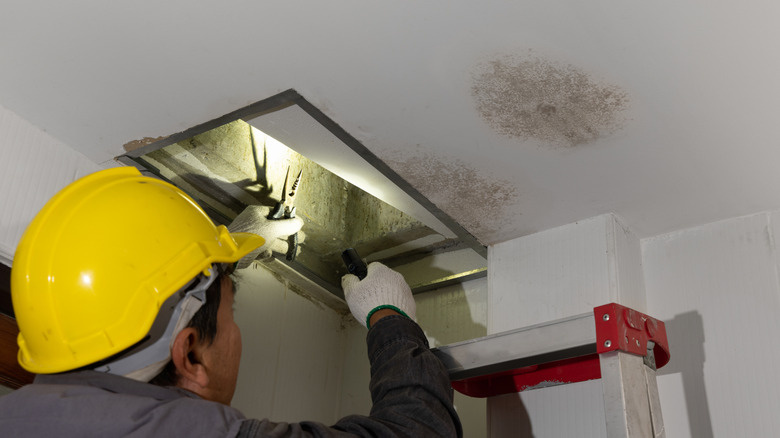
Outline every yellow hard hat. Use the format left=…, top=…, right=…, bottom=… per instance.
left=11, top=167, right=265, bottom=374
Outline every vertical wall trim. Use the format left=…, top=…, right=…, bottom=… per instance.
left=767, top=211, right=780, bottom=303
left=608, top=213, right=648, bottom=311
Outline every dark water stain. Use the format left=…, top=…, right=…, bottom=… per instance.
left=123, top=136, right=168, bottom=152
left=385, top=152, right=518, bottom=240
left=472, top=52, right=629, bottom=147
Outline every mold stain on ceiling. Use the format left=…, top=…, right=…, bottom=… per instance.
left=384, top=151, right=518, bottom=242
left=471, top=51, right=630, bottom=148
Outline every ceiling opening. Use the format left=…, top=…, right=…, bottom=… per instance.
left=118, top=89, right=486, bottom=298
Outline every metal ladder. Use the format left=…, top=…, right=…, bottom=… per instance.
left=432, top=303, right=669, bottom=437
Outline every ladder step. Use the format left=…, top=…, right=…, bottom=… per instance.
left=431, top=303, right=670, bottom=398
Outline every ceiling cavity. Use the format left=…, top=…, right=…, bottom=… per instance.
left=118, top=90, right=487, bottom=298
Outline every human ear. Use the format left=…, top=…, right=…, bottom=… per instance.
left=170, top=327, right=210, bottom=391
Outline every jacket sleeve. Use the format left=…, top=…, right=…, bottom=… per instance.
left=236, top=316, right=463, bottom=438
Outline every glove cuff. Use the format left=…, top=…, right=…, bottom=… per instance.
left=366, top=305, right=411, bottom=329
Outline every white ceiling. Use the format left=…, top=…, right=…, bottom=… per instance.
left=2, top=2, right=779, bottom=245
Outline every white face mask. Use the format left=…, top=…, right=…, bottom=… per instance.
left=93, top=265, right=219, bottom=382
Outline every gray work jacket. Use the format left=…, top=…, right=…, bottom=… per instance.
left=0, top=316, right=462, bottom=437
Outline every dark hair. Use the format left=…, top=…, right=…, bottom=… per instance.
left=149, top=264, right=233, bottom=387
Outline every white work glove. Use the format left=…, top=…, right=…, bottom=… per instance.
left=228, top=205, right=304, bottom=269
left=341, top=262, right=416, bottom=328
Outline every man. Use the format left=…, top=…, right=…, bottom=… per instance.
left=0, top=167, right=462, bottom=437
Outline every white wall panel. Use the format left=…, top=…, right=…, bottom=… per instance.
left=233, top=265, right=348, bottom=424
left=336, top=322, right=373, bottom=417
left=232, top=266, right=289, bottom=417
left=0, top=104, right=101, bottom=265
left=272, top=289, right=346, bottom=423
left=488, top=213, right=645, bottom=334
left=489, top=215, right=609, bottom=333
left=643, top=211, right=780, bottom=437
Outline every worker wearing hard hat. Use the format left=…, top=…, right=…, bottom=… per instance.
left=0, top=167, right=462, bottom=437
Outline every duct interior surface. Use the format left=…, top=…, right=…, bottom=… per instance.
left=120, top=111, right=486, bottom=298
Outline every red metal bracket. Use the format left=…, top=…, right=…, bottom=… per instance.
left=449, top=303, right=670, bottom=398
left=594, top=303, right=670, bottom=369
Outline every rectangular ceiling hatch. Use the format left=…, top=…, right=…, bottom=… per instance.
left=117, top=89, right=486, bottom=299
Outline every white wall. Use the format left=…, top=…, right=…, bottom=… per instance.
left=232, top=264, right=350, bottom=424
left=488, top=214, right=646, bottom=333
left=643, top=211, right=780, bottom=437
left=0, top=104, right=102, bottom=265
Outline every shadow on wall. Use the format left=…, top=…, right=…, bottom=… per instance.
left=658, top=311, right=713, bottom=438
left=411, top=265, right=488, bottom=347
left=488, top=393, right=535, bottom=437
